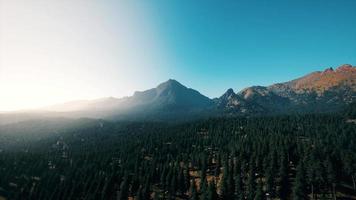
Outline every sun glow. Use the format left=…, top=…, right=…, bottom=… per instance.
left=0, top=0, right=168, bottom=111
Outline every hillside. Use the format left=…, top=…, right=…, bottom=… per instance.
left=218, top=64, right=356, bottom=114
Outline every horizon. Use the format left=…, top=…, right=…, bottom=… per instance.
left=1, top=63, right=354, bottom=112
left=1, top=0, right=356, bottom=111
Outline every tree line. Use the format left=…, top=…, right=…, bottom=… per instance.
left=0, top=113, right=356, bottom=199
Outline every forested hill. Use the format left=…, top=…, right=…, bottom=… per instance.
left=1, top=113, right=356, bottom=200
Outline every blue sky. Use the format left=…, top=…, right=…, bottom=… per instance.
left=1, top=0, right=356, bottom=110
left=141, top=0, right=356, bottom=96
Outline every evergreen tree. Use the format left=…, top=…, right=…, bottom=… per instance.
left=170, top=170, right=177, bottom=197
left=207, top=181, right=218, bottom=200
left=234, top=173, right=244, bottom=200
left=278, top=153, right=289, bottom=200
left=118, top=175, right=129, bottom=200
left=255, top=179, right=265, bottom=200
left=200, top=174, right=208, bottom=200
left=136, top=187, right=142, bottom=200
left=185, top=167, right=191, bottom=194
left=247, top=166, right=256, bottom=200
left=178, top=167, right=186, bottom=194
left=200, top=170, right=208, bottom=194
left=265, top=151, right=277, bottom=197
left=220, top=173, right=230, bottom=200
left=190, top=178, right=198, bottom=200
left=325, top=157, right=336, bottom=200
left=293, top=162, right=307, bottom=200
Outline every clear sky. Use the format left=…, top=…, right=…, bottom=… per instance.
left=1, top=0, right=356, bottom=111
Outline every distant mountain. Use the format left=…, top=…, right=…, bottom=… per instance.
left=42, top=97, right=123, bottom=112
left=130, top=79, right=213, bottom=110
left=39, top=79, right=214, bottom=121
left=109, top=79, right=214, bottom=121
left=218, top=64, right=355, bottom=114
left=269, top=64, right=355, bottom=112
left=1, top=64, right=355, bottom=123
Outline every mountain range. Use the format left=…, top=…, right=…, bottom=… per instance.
left=1, top=64, right=355, bottom=124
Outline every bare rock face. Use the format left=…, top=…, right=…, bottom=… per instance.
left=336, top=64, right=353, bottom=72
left=285, top=64, right=356, bottom=93
left=235, top=64, right=356, bottom=113
left=216, top=88, right=266, bottom=114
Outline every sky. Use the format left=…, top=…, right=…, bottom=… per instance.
left=1, top=0, right=356, bottom=111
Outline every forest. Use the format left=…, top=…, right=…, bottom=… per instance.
left=0, top=109, right=356, bottom=200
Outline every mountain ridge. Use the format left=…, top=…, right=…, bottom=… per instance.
left=1, top=64, right=355, bottom=123
left=211, top=64, right=352, bottom=114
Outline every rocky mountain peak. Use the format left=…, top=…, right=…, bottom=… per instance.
left=323, top=67, right=334, bottom=73
left=336, top=64, right=354, bottom=72
left=221, top=88, right=235, bottom=98
left=157, top=79, right=186, bottom=90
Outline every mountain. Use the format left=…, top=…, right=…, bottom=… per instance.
left=219, top=64, right=356, bottom=114
left=215, top=88, right=266, bottom=115
left=1, top=64, right=355, bottom=124
left=38, top=79, right=214, bottom=121
left=269, top=64, right=355, bottom=112
left=109, top=79, right=214, bottom=121
left=130, top=79, right=213, bottom=110
left=42, top=97, right=124, bottom=112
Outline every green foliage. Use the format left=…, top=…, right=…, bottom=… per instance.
left=207, top=181, right=218, bottom=200
left=0, top=114, right=355, bottom=199
left=190, top=178, right=198, bottom=200
left=345, top=102, right=356, bottom=118
left=255, top=179, right=265, bottom=200
left=293, top=162, right=307, bottom=200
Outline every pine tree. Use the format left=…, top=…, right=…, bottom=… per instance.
left=255, top=179, right=265, bottom=200
left=207, top=181, right=218, bottom=200
left=265, top=151, right=277, bottom=197
left=325, top=157, right=336, bottom=200
left=234, top=173, right=244, bottom=200
left=185, top=167, right=191, bottom=194
left=136, top=187, right=142, bottom=200
left=153, top=191, right=160, bottom=200
left=293, top=162, right=307, bottom=200
left=200, top=170, right=208, bottom=194
left=343, top=154, right=356, bottom=190
left=220, top=173, right=229, bottom=200
left=200, top=173, right=208, bottom=200
left=190, top=178, right=198, bottom=200
left=278, top=153, right=289, bottom=200
left=178, top=167, right=186, bottom=194
left=247, top=166, right=256, bottom=200
left=170, top=171, right=177, bottom=197
left=118, top=175, right=129, bottom=200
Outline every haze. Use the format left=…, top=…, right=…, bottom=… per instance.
left=1, top=0, right=356, bottom=111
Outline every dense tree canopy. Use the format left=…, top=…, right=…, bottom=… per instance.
left=0, top=113, right=356, bottom=199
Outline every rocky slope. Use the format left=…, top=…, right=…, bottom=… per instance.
left=217, top=64, right=356, bottom=114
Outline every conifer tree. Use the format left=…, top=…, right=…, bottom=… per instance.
left=190, top=178, right=198, bottom=200
left=207, top=181, right=218, bottom=200
left=255, top=179, right=265, bottom=200
left=278, top=153, right=289, bottom=200
left=234, top=173, right=244, bottom=200
left=118, top=175, right=129, bottom=200
left=293, top=162, right=307, bottom=200
left=247, top=166, right=256, bottom=200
